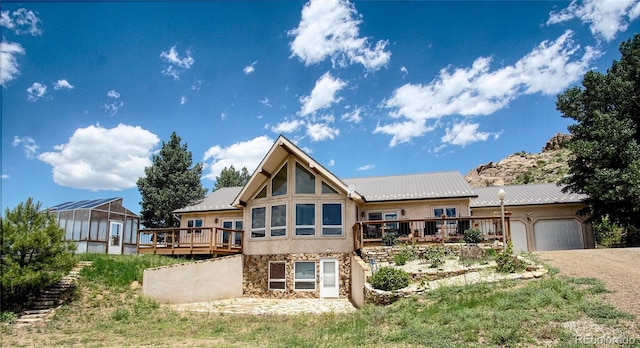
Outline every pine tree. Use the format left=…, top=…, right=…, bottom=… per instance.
left=213, top=165, right=250, bottom=191
left=137, top=132, right=207, bottom=228
left=557, top=34, right=640, bottom=245
left=1, top=198, right=77, bottom=312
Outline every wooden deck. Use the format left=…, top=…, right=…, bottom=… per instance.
left=353, top=215, right=510, bottom=250
left=137, top=227, right=243, bottom=256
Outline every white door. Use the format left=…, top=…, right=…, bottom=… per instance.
left=320, top=259, right=339, bottom=298
left=108, top=222, right=123, bottom=255
left=510, top=221, right=528, bottom=252
left=534, top=219, right=583, bottom=251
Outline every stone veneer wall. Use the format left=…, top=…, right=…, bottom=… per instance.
left=243, top=253, right=350, bottom=299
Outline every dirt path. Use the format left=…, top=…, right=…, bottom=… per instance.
left=535, top=248, right=640, bottom=321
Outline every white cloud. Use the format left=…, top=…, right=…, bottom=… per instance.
left=53, top=79, right=74, bottom=90
left=547, top=0, right=640, bottom=42
left=203, top=135, right=274, bottom=181
left=306, top=122, right=339, bottom=142
left=300, top=72, right=346, bottom=116
left=27, top=82, right=47, bottom=101
left=12, top=135, right=39, bottom=158
left=180, top=96, right=187, bottom=105
left=289, top=0, right=391, bottom=71
left=160, top=46, right=194, bottom=80
left=0, top=41, right=25, bottom=86
left=259, top=97, right=272, bottom=108
left=377, top=31, right=599, bottom=146
left=401, top=66, right=408, bottom=78
left=38, top=124, right=159, bottom=190
left=441, top=121, right=492, bottom=147
left=243, top=60, right=257, bottom=74
left=102, top=90, right=123, bottom=116
left=341, top=106, right=363, bottom=123
left=357, top=164, right=374, bottom=171
left=272, top=119, right=304, bottom=133
left=0, top=8, right=43, bottom=36
left=1, top=174, right=8, bottom=180
left=327, top=159, right=335, bottom=167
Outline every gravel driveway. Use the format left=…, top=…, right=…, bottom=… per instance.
left=535, top=248, right=640, bottom=321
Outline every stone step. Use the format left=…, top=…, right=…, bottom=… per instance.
left=23, top=309, right=50, bottom=315
left=19, top=313, right=49, bottom=320
left=15, top=317, right=44, bottom=324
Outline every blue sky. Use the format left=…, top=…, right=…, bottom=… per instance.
left=2, top=0, right=640, bottom=213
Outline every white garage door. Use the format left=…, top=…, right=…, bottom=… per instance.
left=510, top=221, right=528, bottom=252
left=534, top=219, right=583, bottom=251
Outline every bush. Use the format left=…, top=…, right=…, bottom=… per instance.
left=423, top=245, right=445, bottom=268
left=463, top=227, right=483, bottom=244
left=393, top=249, right=411, bottom=266
left=369, top=267, right=409, bottom=291
left=382, top=233, right=398, bottom=246
left=495, top=242, right=524, bottom=273
left=593, top=215, right=624, bottom=248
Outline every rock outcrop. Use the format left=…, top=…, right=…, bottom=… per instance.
left=465, top=133, right=572, bottom=188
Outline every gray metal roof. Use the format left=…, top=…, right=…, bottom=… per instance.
left=174, top=187, right=242, bottom=213
left=470, top=183, right=587, bottom=208
left=48, top=198, right=121, bottom=211
left=343, top=171, right=477, bottom=202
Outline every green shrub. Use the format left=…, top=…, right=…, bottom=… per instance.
left=495, top=242, right=524, bottom=273
left=382, top=233, right=398, bottom=246
left=370, top=267, right=409, bottom=291
left=463, top=227, right=483, bottom=244
left=393, top=249, right=411, bottom=266
left=423, top=245, right=445, bottom=268
left=592, top=215, right=624, bottom=248
left=0, top=311, right=17, bottom=324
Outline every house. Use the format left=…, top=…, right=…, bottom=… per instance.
left=138, top=135, right=592, bottom=302
left=49, top=197, right=140, bottom=255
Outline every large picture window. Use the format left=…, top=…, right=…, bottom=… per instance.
left=294, top=261, right=315, bottom=290
left=295, top=203, right=315, bottom=236
left=322, top=203, right=342, bottom=236
left=270, top=204, right=287, bottom=237
left=269, top=262, right=286, bottom=290
left=272, top=163, right=288, bottom=196
left=295, top=162, right=315, bottom=194
left=251, top=207, right=266, bottom=238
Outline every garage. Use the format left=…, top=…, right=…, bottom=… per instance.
left=533, top=219, right=584, bottom=251
left=510, top=221, right=528, bottom=252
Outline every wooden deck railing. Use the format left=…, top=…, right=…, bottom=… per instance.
left=353, top=216, right=510, bottom=250
left=137, top=227, right=243, bottom=256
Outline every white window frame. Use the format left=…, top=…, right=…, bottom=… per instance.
left=434, top=207, right=458, bottom=226
left=321, top=202, right=343, bottom=236
left=186, top=218, right=204, bottom=234
left=271, top=163, right=288, bottom=197
left=270, top=204, right=287, bottom=238
left=295, top=161, right=316, bottom=195
left=294, top=261, right=316, bottom=291
left=221, top=219, right=243, bottom=245
left=250, top=206, right=267, bottom=239
left=295, top=203, right=316, bottom=236
left=268, top=261, right=286, bottom=291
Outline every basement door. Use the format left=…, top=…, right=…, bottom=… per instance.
left=320, top=259, right=339, bottom=298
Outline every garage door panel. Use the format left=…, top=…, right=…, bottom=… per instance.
left=534, top=219, right=583, bottom=251
left=510, top=221, right=528, bottom=252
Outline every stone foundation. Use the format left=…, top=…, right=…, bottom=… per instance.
left=243, top=253, right=350, bottom=299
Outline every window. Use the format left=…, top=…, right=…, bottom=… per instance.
left=270, top=204, right=287, bottom=237
left=272, top=163, right=288, bottom=196
left=322, top=181, right=339, bottom=194
left=322, top=203, right=342, bottom=236
left=269, top=262, right=286, bottom=290
left=295, top=203, right=315, bottom=236
left=384, top=212, right=398, bottom=231
left=187, top=218, right=203, bottom=234
left=294, top=261, right=315, bottom=290
left=255, top=185, right=267, bottom=199
left=434, top=208, right=457, bottom=218
left=251, top=207, right=266, bottom=238
left=295, top=162, right=315, bottom=194
left=222, top=220, right=243, bottom=245
left=234, top=220, right=243, bottom=245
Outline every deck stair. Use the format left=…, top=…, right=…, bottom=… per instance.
left=14, top=261, right=93, bottom=328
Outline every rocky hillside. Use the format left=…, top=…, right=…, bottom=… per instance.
left=465, top=133, right=573, bottom=187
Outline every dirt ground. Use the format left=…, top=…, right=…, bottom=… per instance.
left=535, top=248, right=640, bottom=322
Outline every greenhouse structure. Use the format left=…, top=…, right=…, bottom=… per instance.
left=48, top=197, right=139, bottom=255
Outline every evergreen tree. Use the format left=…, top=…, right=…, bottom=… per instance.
left=137, top=132, right=207, bottom=228
left=557, top=34, right=640, bottom=245
left=1, top=198, right=77, bottom=312
left=214, top=165, right=250, bottom=191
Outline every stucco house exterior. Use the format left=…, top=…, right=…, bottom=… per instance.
left=139, top=135, right=592, bottom=301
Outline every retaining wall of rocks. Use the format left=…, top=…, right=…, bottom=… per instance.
left=360, top=243, right=503, bottom=264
